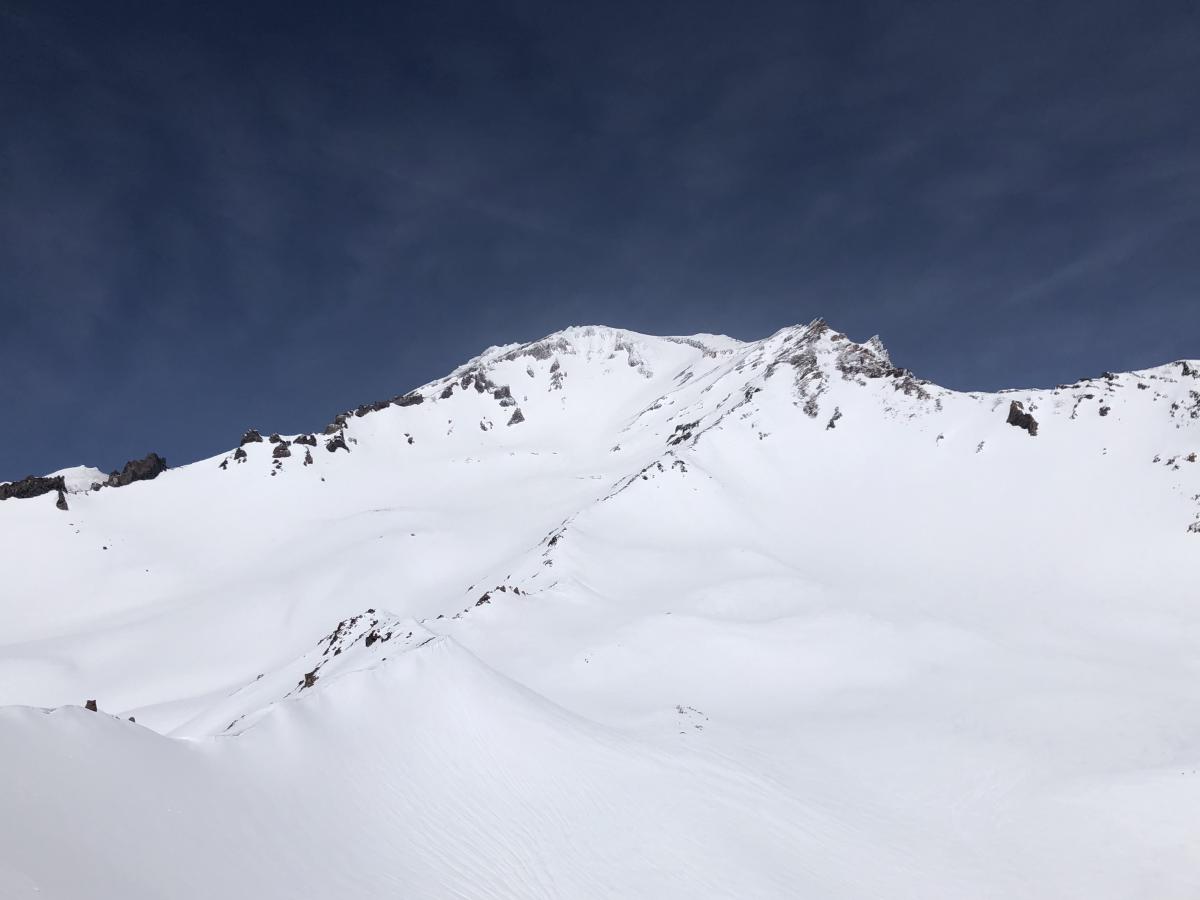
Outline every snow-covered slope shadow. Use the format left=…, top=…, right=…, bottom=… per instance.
left=0, top=635, right=987, bottom=900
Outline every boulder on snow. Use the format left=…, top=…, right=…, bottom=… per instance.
left=272, top=442, right=292, bottom=459
left=55, top=489, right=68, bottom=511
left=293, top=433, right=317, bottom=447
left=303, top=448, right=314, bottom=466
left=325, top=434, right=349, bottom=453
left=84, top=699, right=97, bottom=712
left=106, top=453, right=168, bottom=488
left=1006, top=401, right=1038, bottom=436
left=233, top=447, right=248, bottom=463
left=507, top=408, right=525, bottom=426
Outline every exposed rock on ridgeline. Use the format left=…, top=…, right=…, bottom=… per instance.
left=354, top=399, right=391, bottom=418
left=240, top=429, right=264, bottom=446
left=107, top=453, right=168, bottom=487
left=3, top=453, right=168, bottom=502
left=1006, top=401, right=1039, bottom=436
left=293, top=434, right=317, bottom=446
left=497, top=335, right=573, bottom=363
left=0, top=474, right=67, bottom=502
left=272, top=442, right=292, bottom=459
left=324, top=414, right=350, bottom=436
left=760, top=319, right=935, bottom=422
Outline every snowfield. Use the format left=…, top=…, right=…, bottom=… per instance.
left=2, top=321, right=1199, bottom=898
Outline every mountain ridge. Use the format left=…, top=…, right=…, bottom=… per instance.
left=6, top=319, right=1198, bottom=487
left=2, top=318, right=1199, bottom=898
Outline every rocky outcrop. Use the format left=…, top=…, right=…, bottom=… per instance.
left=497, top=335, right=573, bottom=363
left=0, top=474, right=66, bottom=501
left=233, top=447, right=248, bottom=463
left=393, top=392, right=424, bottom=407
left=107, top=453, right=168, bottom=487
left=293, top=433, right=317, bottom=446
left=272, top=442, right=292, bottom=459
left=1183, top=361, right=1197, bottom=378
left=55, top=490, right=68, bottom=511
left=1006, top=401, right=1039, bottom=436
left=326, top=434, right=349, bottom=453
left=667, top=421, right=700, bottom=446
left=507, top=408, right=525, bottom=426
left=354, top=399, right=391, bottom=418
left=240, top=429, right=264, bottom=446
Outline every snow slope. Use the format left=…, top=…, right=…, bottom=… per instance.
left=2, top=321, right=1199, bottom=898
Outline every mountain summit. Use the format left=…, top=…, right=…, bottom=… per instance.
left=2, top=322, right=1199, bottom=899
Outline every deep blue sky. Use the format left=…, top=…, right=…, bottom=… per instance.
left=2, top=0, right=1197, bottom=479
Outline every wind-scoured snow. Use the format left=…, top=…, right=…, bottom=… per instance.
left=2, top=321, right=1199, bottom=898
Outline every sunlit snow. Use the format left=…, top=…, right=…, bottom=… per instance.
left=2, top=322, right=1199, bottom=898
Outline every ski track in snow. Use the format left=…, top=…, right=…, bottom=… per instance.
left=2, top=322, right=1200, bottom=898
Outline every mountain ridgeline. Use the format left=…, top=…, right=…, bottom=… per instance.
left=206, top=319, right=1200, bottom=533
left=2, top=321, right=1199, bottom=899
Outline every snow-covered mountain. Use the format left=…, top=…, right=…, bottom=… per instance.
left=3, top=320, right=1199, bottom=899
